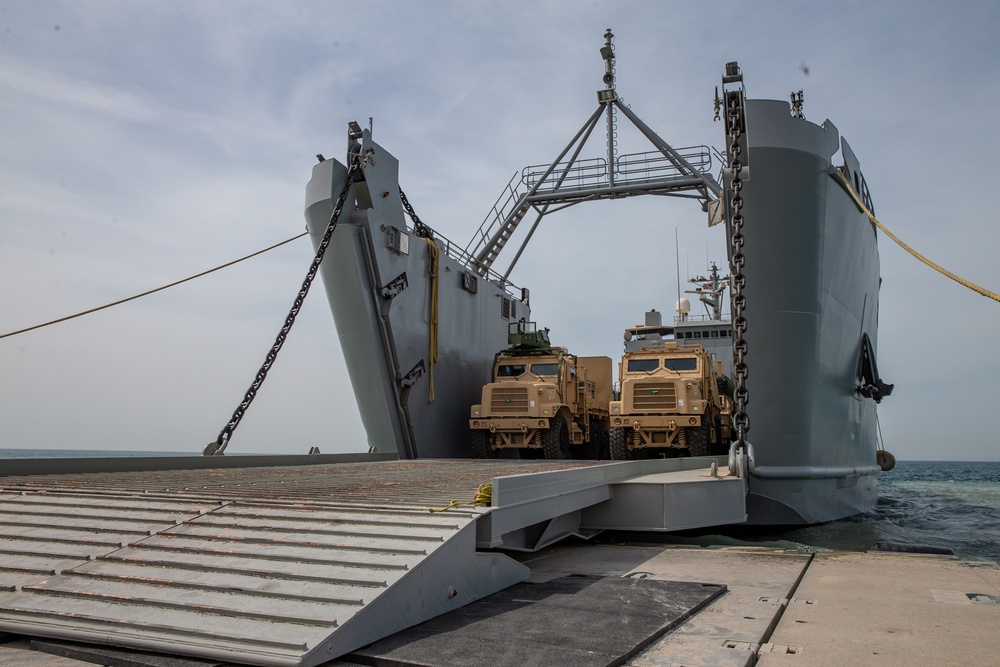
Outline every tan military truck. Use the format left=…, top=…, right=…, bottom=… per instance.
left=609, top=317, right=733, bottom=459
left=470, top=321, right=612, bottom=459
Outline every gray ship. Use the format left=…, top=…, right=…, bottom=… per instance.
left=305, top=37, right=892, bottom=525
left=0, top=36, right=926, bottom=667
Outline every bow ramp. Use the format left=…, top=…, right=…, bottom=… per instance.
left=0, top=458, right=745, bottom=666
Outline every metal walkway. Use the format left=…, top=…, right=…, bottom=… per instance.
left=0, top=458, right=745, bottom=666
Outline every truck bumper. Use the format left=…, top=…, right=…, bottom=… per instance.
left=609, top=415, right=702, bottom=429
left=470, top=418, right=551, bottom=431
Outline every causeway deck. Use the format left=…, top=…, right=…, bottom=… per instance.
left=0, top=456, right=996, bottom=666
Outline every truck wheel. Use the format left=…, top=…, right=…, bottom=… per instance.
left=687, top=422, right=710, bottom=457
left=472, top=431, right=497, bottom=459
left=609, top=427, right=631, bottom=460
left=593, top=421, right=610, bottom=459
left=580, top=421, right=608, bottom=460
left=543, top=415, right=571, bottom=459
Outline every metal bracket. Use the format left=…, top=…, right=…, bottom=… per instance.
left=398, top=360, right=426, bottom=389
left=381, top=272, right=409, bottom=299
left=461, top=271, right=478, bottom=294
left=386, top=225, right=409, bottom=255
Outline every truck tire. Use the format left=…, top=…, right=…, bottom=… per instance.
left=687, top=421, right=710, bottom=457
left=594, top=421, right=610, bottom=459
left=609, top=427, right=630, bottom=460
left=581, top=420, right=609, bottom=460
left=543, top=415, right=571, bottom=459
left=472, top=431, right=497, bottom=459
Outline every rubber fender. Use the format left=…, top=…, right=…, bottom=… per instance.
left=876, top=449, right=895, bottom=471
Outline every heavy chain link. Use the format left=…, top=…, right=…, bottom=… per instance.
left=206, top=162, right=359, bottom=455
left=399, top=189, right=433, bottom=239
left=726, top=92, right=750, bottom=447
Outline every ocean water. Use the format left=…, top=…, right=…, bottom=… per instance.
left=646, top=460, right=1000, bottom=562
left=2, top=451, right=998, bottom=561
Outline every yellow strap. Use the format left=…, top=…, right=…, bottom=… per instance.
left=428, top=483, right=492, bottom=513
left=832, top=170, right=1000, bottom=303
left=421, top=238, right=440, bottom=402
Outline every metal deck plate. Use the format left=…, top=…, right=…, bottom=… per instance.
left=0, top=490, right=526, bottom=666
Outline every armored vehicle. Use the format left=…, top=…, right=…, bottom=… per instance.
left=470, top=321, right=612, bottom=459
left=609, top=312, right=733, bottom=459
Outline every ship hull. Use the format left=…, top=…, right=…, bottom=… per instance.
left=734, top=100, right=882, bottom=524
left=305, top=135, right=528, bottom=458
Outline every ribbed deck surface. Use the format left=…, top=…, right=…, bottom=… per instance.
left=0, top=459, right=603, bottom=506
left=0, top=460, right=598, bottom=665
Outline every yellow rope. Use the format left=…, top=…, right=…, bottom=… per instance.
left=422, top=238, right=440, bottom=402
left=832, top=170, right=1000, bottom=303
left=428, top=483, right=492, bottom=513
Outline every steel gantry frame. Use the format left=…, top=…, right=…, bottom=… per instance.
left=465, top=29, right=722, bottom=280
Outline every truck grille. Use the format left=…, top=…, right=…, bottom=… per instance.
left=632, top=382, right=677, bottom=411
left=491, top=386, right=529, bottom=413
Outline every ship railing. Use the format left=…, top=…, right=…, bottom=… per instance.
left=462, top=170, right=527, bottom=266
left=422, top=222, right=522, bottom=296
left=521, top=157, right=608, bottom=192
left=523, top=146, right=713, bottom=193
left=462, top=146, right=717, bottom=279
left=674, top=313, right=732, bottom=324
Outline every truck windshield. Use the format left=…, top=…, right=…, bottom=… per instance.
left=627, top=359, right=659, bottom=372
left=496, top=364, right=526, bottom=377
left=664, top=358, right=697, bottom=371
left=530, top=363, right=559, bottom=376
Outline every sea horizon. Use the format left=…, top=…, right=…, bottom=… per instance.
left=1, top=447, right=997, bottom=463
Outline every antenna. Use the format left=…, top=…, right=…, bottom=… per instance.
left=675, top=228, right=681, bottom=321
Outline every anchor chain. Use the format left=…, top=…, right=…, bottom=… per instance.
left=399, top=188, right=433, bottom=239
left=205, top=162, right=360, bottom=455
left=725, top=76, right=750, bottom=450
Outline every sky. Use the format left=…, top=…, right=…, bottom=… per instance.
left=1, top=1, right=998, bottom=462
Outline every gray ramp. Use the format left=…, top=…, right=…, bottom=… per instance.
left=0, top=491, right=527, bottom=667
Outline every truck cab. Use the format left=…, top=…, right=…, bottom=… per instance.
left=609, top=315, right=733, bottom=459
left=470, top=321, right=611, bottom=459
